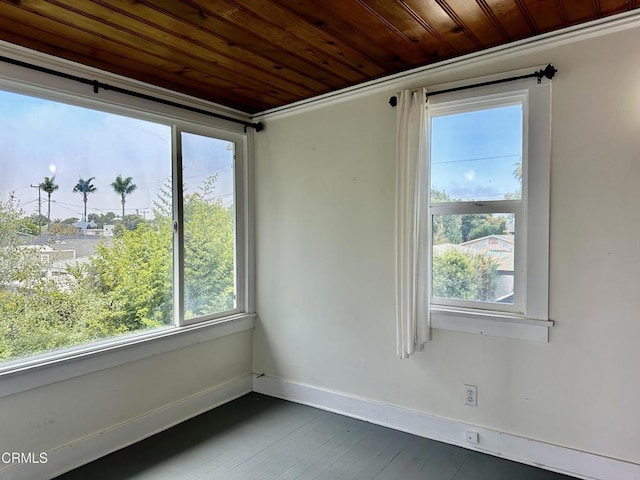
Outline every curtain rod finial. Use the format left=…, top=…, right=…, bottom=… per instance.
left=536, top=64, right=557, bottom=83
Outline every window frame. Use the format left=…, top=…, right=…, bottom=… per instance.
left=425, top=80, right=552, bottom=341
left=0, top=56, right=255, bottom=393
left=173, top=124, right=248, bottom=327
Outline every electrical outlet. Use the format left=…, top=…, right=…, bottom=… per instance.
left=466, top=431, right=479, bottom=444
left=465, top=384, right=477, bottom=406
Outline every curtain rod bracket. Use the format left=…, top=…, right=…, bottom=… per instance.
left=244, top=122, right=264, bottom=133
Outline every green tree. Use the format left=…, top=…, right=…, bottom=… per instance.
left=460, top=215, right=506, bottom=242
left=0, top=196, right=41, bottom=289
left=0, top=197, right=106, bottom=361
left=29, top=213, right=48, bottom=228
left=513, top=162, right=522, bottom=182
left=111, top=175, right=137, bottom=220
left=0, top=175, right=235, bottom=362
left=431, top=189, right=462, bottom=245
left=18, top=217, right=39, bottom=236
left=39, top=176, right=59, bottom=230
left=183, top=188, right=235, bottom=316
left=87, top=222, right=172, bottom=331
left=472, top=253, right=500, bottom=302
left=73, top=177, right=96, bottom=221
left=121, top=214, right=145, bottom=232
left=0, top=279, right=110, bottom=361
left=49, top=222, right=80, bottom=235
left=433, top=249, right=476, bottom=300
left=432, top=248, right=499, bottom=301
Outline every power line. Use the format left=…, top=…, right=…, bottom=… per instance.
left=432, top=153, right=521, bottom=166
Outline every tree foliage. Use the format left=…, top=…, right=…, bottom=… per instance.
left=49, top=222, right=80, bottom=235
left=432, top=248, right=499, bottom=302
left=0, top=197, right=41, bottom=290
left=111, top=175, right=137, bottom=219
left=460, top=215, right=506, bottom=242
left=0, top=174, right=236, bottom=362
left=183, top=188, right=235, bottom=316
left=73, top=177, right=96, bottom=221
left=87, top=222, right=172, bottom=331
left=0, top=198, right=107, bottom=360
left=40, top=176, right=59, bottom=228
left=431, top=189, right=462, bottom=245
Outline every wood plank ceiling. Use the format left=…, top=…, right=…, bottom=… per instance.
left=0, top=1, right=638, bottom=114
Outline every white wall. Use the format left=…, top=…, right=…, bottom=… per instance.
left=253, top=24, right=640, bottom=465
left=0, top=329, right=252, bottom=479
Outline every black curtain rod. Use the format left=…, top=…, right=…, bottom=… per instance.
left=0, top=54, right=264, bottom=132
left=388, top=64, right=557, bottom=107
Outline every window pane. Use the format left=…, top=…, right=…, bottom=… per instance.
left=0, top=90, right=173, bottom=363
left=431, top=104, right=523, bottom=203
left=182, top=132, right=236, bottom=319
left=432, top=213, right=515, bottom=304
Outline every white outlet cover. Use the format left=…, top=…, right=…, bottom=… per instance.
left=465, top=384, right=477, bottom=406
left=466, top=431, right=479, bottom=444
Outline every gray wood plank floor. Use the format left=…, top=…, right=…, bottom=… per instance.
left=55, top=393, right=573, bottom=480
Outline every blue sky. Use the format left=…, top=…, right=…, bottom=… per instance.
left=430, top=104, right=522, bottom=201
left=0, top=89, right=234, bottom=221
left=2, top=88, right=521, bottom=221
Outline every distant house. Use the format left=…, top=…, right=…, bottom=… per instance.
left=15, top=236, right=112, bottom=289
left=72, top=220, right=97, bottom=235
left=18, top=244, right=76, bottom=264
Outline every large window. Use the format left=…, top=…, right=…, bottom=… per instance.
left=0, top=88, right=245, bottom=364
left=426, top=83, right=551, bottom=339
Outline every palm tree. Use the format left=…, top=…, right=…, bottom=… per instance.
left=111, top=175, right=137, bottom=220
left=73, top=177, right=96, bottom=221
left=39, top=176, right=59, bottom=231
left=513, top=162, right=523, bottom=182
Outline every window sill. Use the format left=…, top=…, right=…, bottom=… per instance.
left=430, top=306, right=552, bottom=342
left=0, top=313, right=256, bottom=399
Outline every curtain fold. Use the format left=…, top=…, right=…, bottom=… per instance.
left=395, top=88, right=430, bottom=359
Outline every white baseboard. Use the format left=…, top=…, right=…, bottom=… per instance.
left=253, top=375, right=639, bottom=480
left=1, top=374, right=253, bottom=480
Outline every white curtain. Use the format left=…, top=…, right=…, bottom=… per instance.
left=395, top=88, right=430, bottom=359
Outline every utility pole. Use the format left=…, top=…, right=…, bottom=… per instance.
left=30, top=183, right=42, bottom=236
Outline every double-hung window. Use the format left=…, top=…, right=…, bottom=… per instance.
left=426, top=80, right=551, bottom=341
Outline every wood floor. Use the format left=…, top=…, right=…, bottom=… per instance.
left=55, top=393, right=573, bottom=480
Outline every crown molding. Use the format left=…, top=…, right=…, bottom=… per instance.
left=252, top=10, right=640, bottom=121
left=0, top=40, right=251, bottom=125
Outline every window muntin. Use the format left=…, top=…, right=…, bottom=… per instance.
left=0, top=88, right=243, bottom=364
left=428, top=96, right=526, bottom=315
